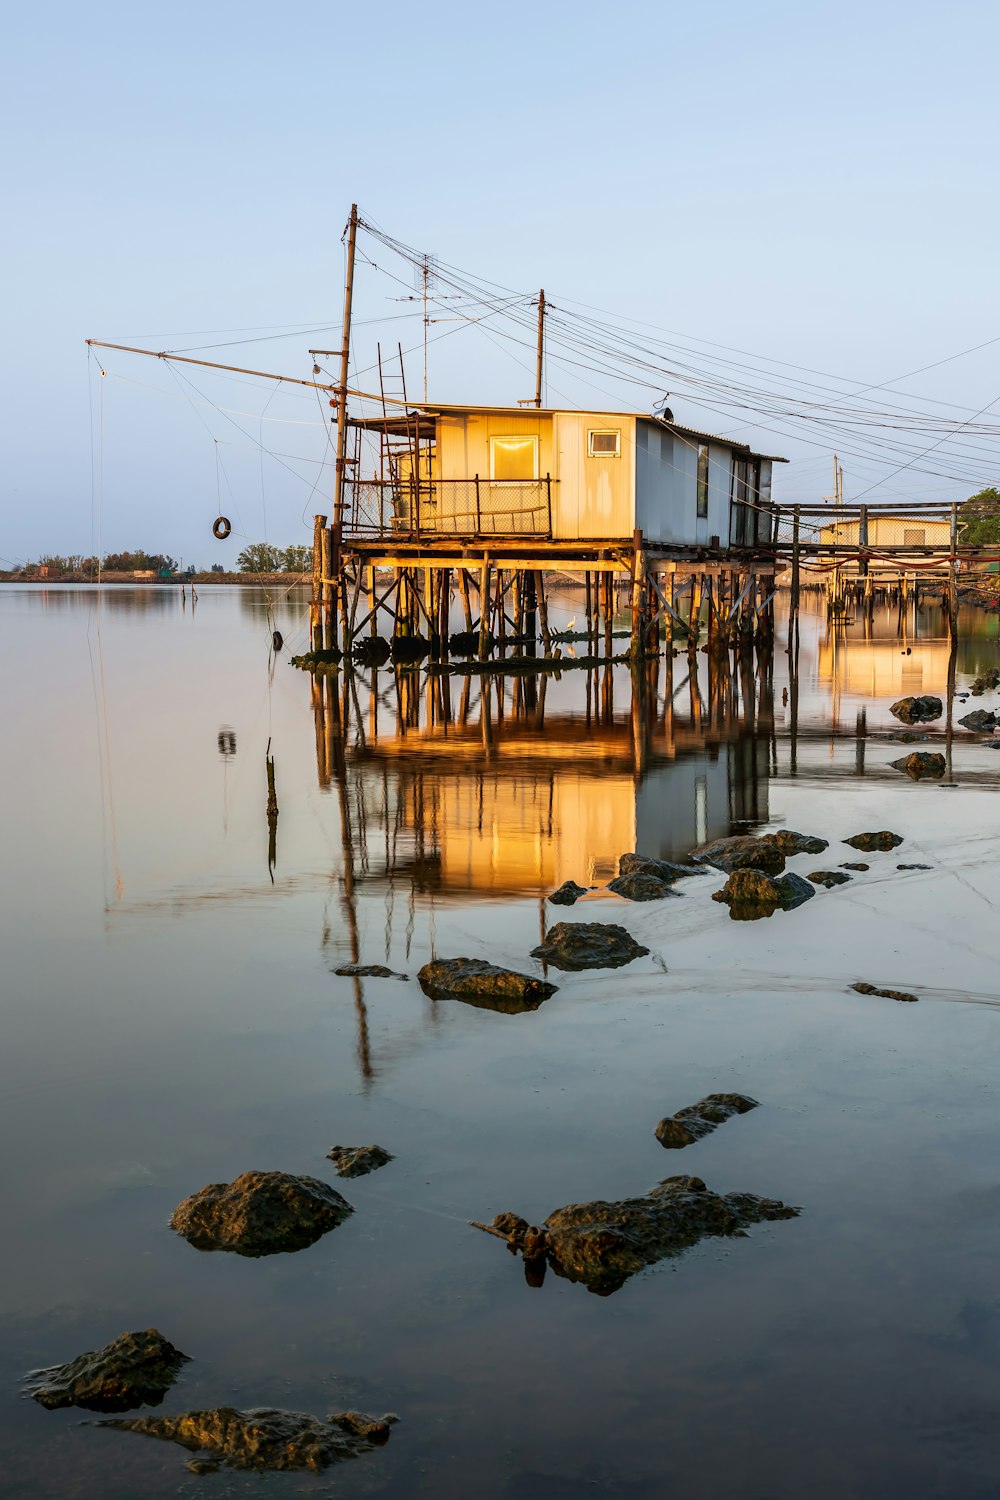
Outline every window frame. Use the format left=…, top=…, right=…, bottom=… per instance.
left=489, top=434, right=539, bottom=481
left=696, top=444, right=710, bottom=519
left=587, top=428, right=621, bottom=458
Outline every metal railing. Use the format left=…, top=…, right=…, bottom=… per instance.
left=772, top=503, right=956, bottom=554
left=346, top=476, right=554, bottom=540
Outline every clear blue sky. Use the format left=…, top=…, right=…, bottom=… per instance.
left=4, top=0, right=1000, bottom=566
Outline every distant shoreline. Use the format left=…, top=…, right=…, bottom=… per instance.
left=0, top=573, right=310, bottom=586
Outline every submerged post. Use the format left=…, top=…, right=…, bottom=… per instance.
left=478, top=554, right=491, bottom=660
left=789, top=506, right=801, bottom=651
left=311, top=513, right=327, bottom=650
left=949, top=501, right=959, bottom=638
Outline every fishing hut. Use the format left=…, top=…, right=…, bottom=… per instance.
left=324, top=397, right=788, bottom=664
left=305, top=206, right=788, bottom=665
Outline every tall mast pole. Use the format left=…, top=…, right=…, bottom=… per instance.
left=333, top=204, right=359, bottom=549
left=534, top=288, right=546, bottom=408
left=422, top=254, right=429, bottom=402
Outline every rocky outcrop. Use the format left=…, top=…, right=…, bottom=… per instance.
left=850, top=981, right=918, bottom=1003
left=712, top=869, right=781, bottom=914
left=417, top=958, right=557, bottom=1011
left=807, top=870, right=851, bottom=888
left=655, top=1093, right=758, bottom=1149
left=690, top=836, right=785, bottom=875
left=99, top=1406, right=396, bottom=1473
left=773, top=872, right=816, bottom=909
left=971, top=667, right=1000, bottom=696
left=170, top=1172, right=353, bottom=1257
left=897, top=862, right=932, bottom=870
left=351, top=636, right=391, bottom=668
left=548, top=880, right=588, bottom=906
left=334, top=964, right=407, bottom=980
left=841, top=862, right=869, bottom=871
left=473, top=1174, right=799, bottom=1296
left=617, top=853, right=705, bottom=882
left=531, top=922, right=650, bottom=971
left=607, top=871, right=677, bottom=901
left=891, top=752, right=946, bottom=779
left=27, top=1330, right=189, bottom=1413
left=890, top=695, right=943, bottom=723
left=844, top=831, right=903, bottom=852
left=326, top=1145, right=393, bottom=1178
left=958, top=709, right=997, bottom=731
left=760, top=830, right=828, bottom=855
left=711, top=869, right=814, bottom=918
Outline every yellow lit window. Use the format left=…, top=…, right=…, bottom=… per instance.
left=489, top=435, right=538, bottom=480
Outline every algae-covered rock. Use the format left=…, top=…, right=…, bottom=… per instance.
left=170, top=1171, right=353, bottom=1257
left=548, top=880, right=588, bottom=906
left=655, top=1093, right=758, bottom=1150
left=390, top=636, right=430, bottom=664
left=474, top=1174, right=798, bottom=1296
left=26, top=1330, right=189, bottom=1413
left=711, top=868, right=781, bottom=910
left=351, top=636, right=391, bottom=668
left=689, top=836, right=785, bottom=875
left=326, top=1145, right=393, bottom=1178
left=712, top=868, right=814, bottom=919
left=617, top=853, right=705, bottom=882
left=772, top=872, right=816, bottom=910
left=891, top=752, right=946, bottom=780
left=890, top=694, right=943, bottom=723
left=761, top=830, right=828, bottom=855
left=607, top=871, right=677, bottom=902
left=971, top=668, right=1000, bottom=696
left=850, top=981, right=918, bottom=1003
left=290, top=647, right=343, bottom=671
left=531, top=922, right=650, bottom=971
left=417, top=958, right=556, bottom=1011
left=98, top=1406, right=396, bottom=1473
left=841, top=862, right=869, bottom=871
left=844, top=831, right=904, bottom=852
left=807, top=870, right=852, bottom=888
left=958, top=709, right=997, bottom=731
left=334, top=963, right=407, bottom=980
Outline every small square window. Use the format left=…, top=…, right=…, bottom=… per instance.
left=588, top=429, right=620, bottom=457
left=903, top=527, right=926, bottom=545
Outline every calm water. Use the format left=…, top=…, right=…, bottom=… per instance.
left=3, top=583, right=1000, bottom=1498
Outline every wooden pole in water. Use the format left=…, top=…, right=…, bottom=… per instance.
left=321, top=525, right=334, bottom=650
left=478, top=554, right=491, bottom=660
left=536, top=570, right=552, bottom=654
left=949, top=501, right=959, bottom=638
left=311, top=513, right=327, bottom=650
left=789, top=506, right=801, bottom=651
left=459, top=568, right=474, bottom=632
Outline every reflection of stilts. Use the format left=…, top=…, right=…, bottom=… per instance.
left=265, top=739, right=278, bottom=883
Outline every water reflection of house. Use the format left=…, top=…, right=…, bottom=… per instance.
left=343, top=700, right=769, bottom=898
left=816, top=622, right=952, bottom=700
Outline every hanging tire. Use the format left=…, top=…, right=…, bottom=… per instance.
left=212, top=516, right=231, bottom=540
left=272, top=630, right=283, bottom=652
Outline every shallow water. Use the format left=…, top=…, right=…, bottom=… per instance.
left=3, top=583, right=1000, bottom=1497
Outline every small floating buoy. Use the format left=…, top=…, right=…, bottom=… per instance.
left=212, top=516, right=232, bottom=540
left=272, top=630, right=283, bottom=652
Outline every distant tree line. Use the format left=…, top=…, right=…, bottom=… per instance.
left=959, top=488, right=1000, bottom=547
left=236, top=543, right=311, bottom=573
left=20, top=550, right=178, bottom=575
left=13, top=544, right=311, bottom=577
